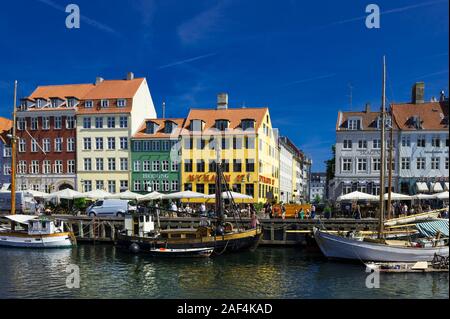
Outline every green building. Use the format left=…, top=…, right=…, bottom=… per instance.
left=131, top=118, right=184, bottom=194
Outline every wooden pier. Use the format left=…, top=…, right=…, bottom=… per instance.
left=55, top=215, right=379, bottom=246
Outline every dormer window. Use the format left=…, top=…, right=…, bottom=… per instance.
left=36, top=99, right=44, bottom=108
left=117, top=99, right=126, bottom=108
left=377, top=115, right=392, bottom=129
left=215, top=119, right=229, bottom=131
left=190, top=120, right=203, bottom=132
left=164, top=121, right=177, bottom=134
left=51, top=98, right=59, bottom=108
left=409, top=116, right=423, bottom=130
left=348, top=118, right=361, bottom=130
left=145, top=121, right=159, bottom=134
left=241, top=119, right=255, bottom=131
left=20, top=100, right=28, bottom=110
left=67, top=98, right=77, bottom=108
left=85, top=100, right=93, bottom=108
left=101, top=99, right=109, bottom=108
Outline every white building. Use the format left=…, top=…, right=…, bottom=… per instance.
left=392, top=83, right=449, bottom=194
left=329, top=103, right=399, bottom=200
left=310, top=172, right=327, bottom=202
left=279, top=137, right=294, bottom=203
left=330, top=83, right=449, bottom=200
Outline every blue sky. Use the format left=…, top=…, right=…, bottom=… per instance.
left=0, top=0, right=448, bottom=171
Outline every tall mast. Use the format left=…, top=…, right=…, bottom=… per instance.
left=215, top=145, right=223, bottom=223
left=387, top=125, right=394, bottom=220
left=11, top=80, right=18, bottom=217
left=378, top=56, right=386, bottom=238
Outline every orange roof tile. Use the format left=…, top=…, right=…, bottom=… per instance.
left=336, top=108, right=399, bottom=131
left=0, top=117, right=12, bottom=144
left=133, top=118, right=186, bottom=139
left=391, top=101, right=448, bottom=131
left=29, top=83, right=95, bottom=100
left=82, top=78, right=145, bottom=99
left=182, top=107, right=269, bottom=134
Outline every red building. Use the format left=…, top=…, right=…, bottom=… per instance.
left=16, top=84, right=94, bottom=192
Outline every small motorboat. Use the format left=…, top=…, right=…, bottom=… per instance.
left=366, top=254, right=449, bottom=273
left=0, top=215, right=76, bottom=248
left=146, top=247, right=214, bottom=258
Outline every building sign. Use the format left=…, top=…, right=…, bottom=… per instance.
left=357, top=150, right=382, bottom=156
left=142, top=173, right=170, bottom=179
left=187, top=174, right=254, bottom=183
left=259, top=175, right=274, bottom=185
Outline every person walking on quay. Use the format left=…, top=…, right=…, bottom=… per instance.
left=200, top=202, right=206, bottom=216
left=354, top=204, right=361, bottom=219
left=281, top=203, right=286, bottom=220
left=311, top=205, right=316, bottom=219
left=264, top=200, right=272, bottom=219
left=250, top=212, right=260, bottom=229
left=299, top=208, right=305, bottom=220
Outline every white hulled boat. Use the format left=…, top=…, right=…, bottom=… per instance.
left=313, top=227, right=448, bottom=262
left=314, top=57, right=449, bottom=262
left=0, top=215, right=76, bottom=248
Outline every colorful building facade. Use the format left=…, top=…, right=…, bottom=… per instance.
left=16, top=84, right=92, bottom=191
left=76, top=74, right=156, bottom=193
left=131, top=118, right=183, bottom=194
left=179, top=93, right=280, bottom=203
left=0, top=117, right=13, bottom=189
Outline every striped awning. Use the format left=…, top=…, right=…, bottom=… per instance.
left=416, top=220, right=449, bottom=237
left=445, top=183, right=449, bottom=191
left=416, top=182, right=429, bottom=192
left=431, top=182, right=444, bottom=193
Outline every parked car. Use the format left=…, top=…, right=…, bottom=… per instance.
left=0, top=191, right=36, bottom=214
left=86, top=199, right=136, bottom=217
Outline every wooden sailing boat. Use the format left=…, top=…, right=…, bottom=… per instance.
left=314, top=57, right=449, bottom=262
left=0, top=81, right=76, bottom=248
left=117, top=148, right=262, bottom=256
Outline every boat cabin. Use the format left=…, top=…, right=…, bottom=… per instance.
left=28, top=219, right=64, bottom=235
left=124, top=213, right=155, bottom=237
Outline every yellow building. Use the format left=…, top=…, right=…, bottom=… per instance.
left=76, top=74, right=156, bottom=192
left=180, top=93, right=279, bottom=203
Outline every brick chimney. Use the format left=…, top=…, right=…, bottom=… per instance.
left=364, top=103, right=371, bottom=113
left=412, top=82, right=425, bottom=104
left=217, top=93, right=228, bottom=110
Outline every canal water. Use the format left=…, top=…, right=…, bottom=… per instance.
left=0, top=245, right=448, bottom=299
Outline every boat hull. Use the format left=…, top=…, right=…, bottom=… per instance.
left=0, top=232, right=75, bottom=248
left=148, top=248, right=214, bottom=258
left=313, top=228, right=449, bottom=262
left=117, top=228, right=262, bottom=256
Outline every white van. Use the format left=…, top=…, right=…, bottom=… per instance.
left=86, top=199, right=136, bottom=217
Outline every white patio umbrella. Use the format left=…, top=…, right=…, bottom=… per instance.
left=205, top=191, right=253, bottom=200
left=138, top=191, right=164, bottom=202
left=45, top=188, right=84, bottom=200
left=383, top=192, right=412, bottom=201
left=434, top=191, right=449, bottom=200
left=337, top=191, right=378, bottom=202
left=82, top=189, right=112, bottom=200
left=162, top=190, right=205, bottom=199
left=106, top=190, right=144, bottom=200
left=413, top=193, right=435, bottom=200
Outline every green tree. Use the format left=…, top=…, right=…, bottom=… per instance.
left=324, top=144, right=336, bottom=198
left=314, top=194, right=322, bottom=204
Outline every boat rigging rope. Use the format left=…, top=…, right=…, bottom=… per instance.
left=214, top=239, right=230, bottom=256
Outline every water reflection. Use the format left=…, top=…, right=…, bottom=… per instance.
left=0, top=245, right=448, bottom=299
